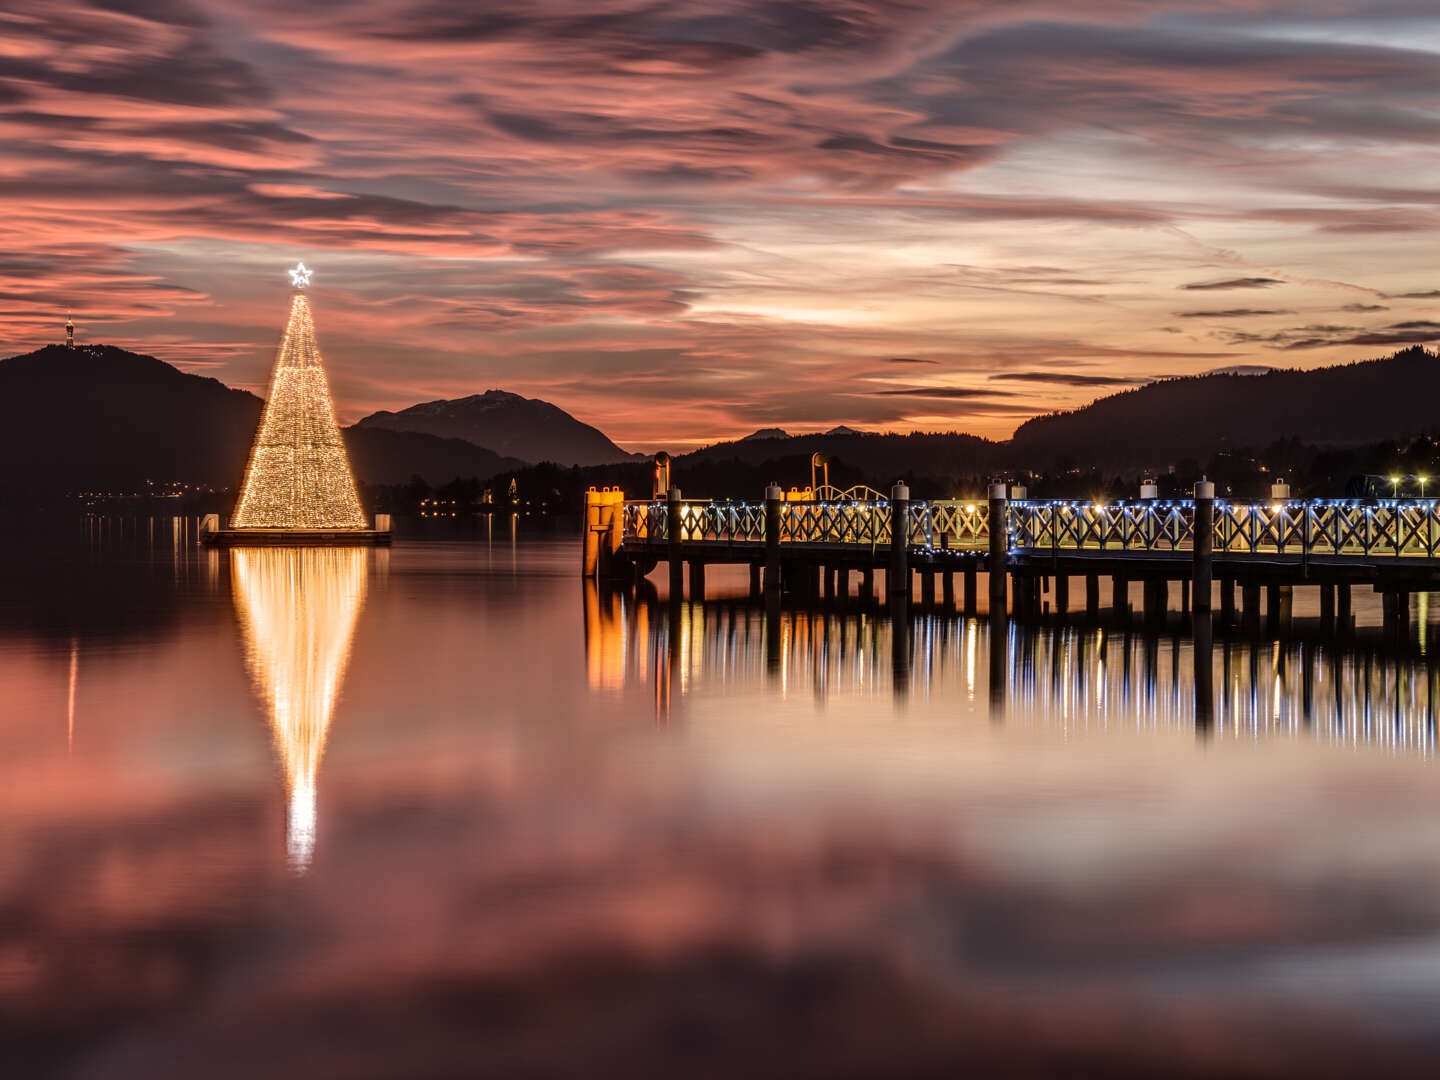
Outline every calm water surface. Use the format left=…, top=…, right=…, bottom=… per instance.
left=7, top=519, right=1440, bottom=1077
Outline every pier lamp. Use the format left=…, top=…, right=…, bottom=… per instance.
left=1420, top=476, right=1430, bottom=500
left=1391, top=476, right=1401, bottom=499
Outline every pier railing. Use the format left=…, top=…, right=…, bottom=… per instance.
left=622, top=497, right=1440, bottom=560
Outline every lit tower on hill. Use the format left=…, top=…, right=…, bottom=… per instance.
left=230, top=264, right=368, bottom=530
left=65, top=314, right=74, bottom=349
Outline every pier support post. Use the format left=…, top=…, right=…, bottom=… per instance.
left=988, top=483, right=1009, bottom=616
left=1319, top=583, right=1335, bottom=631
left=1192, top=479, right=1214, bottom=612
left=764, top=484, right=782, bottom=597
left=890, top=482, right=910, bottom=600
left=861, top=566, right=874, bottom=605
left=688, top=559, right=706, bottom=601
left=667, top=488, right=684, bottom=600
left=964, top=564, right=978, bottom=616
left=920, top=569, right=936, bottom=608
left=942, top=568, right=955, bottom=610
left=1054, top=574, right=1069, bottom=619
left=1274, top=584, right=1292, bottom=635
left=1112, top=574, right=1129, bottom=626
left=749, top=562, right=762, bottom=599
left=1337, top=584, right=1352, bottom=634
left=1143, top=578, right=1166, bottom=628
left=1241, top=583, right=1261, bottom=632
left=1220, top=577, right=1235, bottom=628
left=824, top=565, right=836, bottom=603
left=1085, top=574, right=1100, bottom=620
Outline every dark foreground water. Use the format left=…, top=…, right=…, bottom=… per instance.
left=8, top=519, right=1440, bottom=1077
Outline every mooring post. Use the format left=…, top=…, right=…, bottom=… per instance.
left=890, top=481, right=910, bottom=599
left=764, top=484, right=782, bottom=596
left=1054, top=574, right=1069, bottom=619
left=1337, top=584, right=1352, bottom=634
left=1220, top=577, right=1235, bottom=627
left=1085, top=573, right=1100, bottom=620
left=582, top=487, right=601, bottom=578
left=1274, top=584, right=1293, bottom=635
left=667, top=487, right=684, bottom=600
left=963, top=564, right=978, bottom=616
left=861, top=565, right=875, bottom=605
left=603, top=488, right=624, bottom=580
left=988, top=483, right=1008, bottom=615
left=689, top=558, right=706, bottom=600
left=749, top=562, right=762, bottom=599
left=1112, top=574, right=1129, bottom=626
left=1319, top=583, right=1335, bottom=631
left=1192, top=478, right=1214, bottom=612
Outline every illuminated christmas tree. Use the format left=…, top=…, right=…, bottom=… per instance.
left=231, top=264, right=368, bottom=529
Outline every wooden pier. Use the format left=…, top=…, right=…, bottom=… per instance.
left=584, top=481, right=1440, bottom=642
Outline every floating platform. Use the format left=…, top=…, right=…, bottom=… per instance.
left=201, top=527, right=391, bottom=547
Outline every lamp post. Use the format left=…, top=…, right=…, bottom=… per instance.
left=1390, top=476, right=1401, bottom=499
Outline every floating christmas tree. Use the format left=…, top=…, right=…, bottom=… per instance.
left=230, top=263, right=368, bottom=529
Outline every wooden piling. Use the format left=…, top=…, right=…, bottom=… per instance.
left=988, top=483, right=1008, bottom=615
left=1085, top=574, right=1099, bottom=619
left=1054, top=574, right=1069, bottom=619
left=667, top=488, right=684, bottom=600
left=1192, top=479, right=1214, bottom=611
left=964, top=564, right=978, bottom=616
left=890, top=482, right=910, bottom=599
left=764, top=484, right=782, bottom=596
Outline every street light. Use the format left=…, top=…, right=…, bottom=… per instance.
left=1420, top=476, right=1430, bottom=500
left=1390, top=475, right=1401, bottom=499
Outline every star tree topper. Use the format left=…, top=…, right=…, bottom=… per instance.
left=288, top=262, right=313, bottom=289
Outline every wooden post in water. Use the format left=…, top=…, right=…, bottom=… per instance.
left=1192, top=478, right=1214, bottom=612
left=667, top=488, right=684, bottom=600
left=890, top=482, right=910, bottom=602
left=1274, top=584, right=1293, bottom=634
left=1241, top=582, right=1261, bottom=632
left=988, top=483, right=1008, bottom=616
left=582, top=487, right=601, bottom=578
left=764, top=484, right=782, bottom=597
left=1085, top=574, right=1100, bottom=620
left=1112, top=574, right=1129, bottom=626
left=861, top=565, right=874, bottom=605
left=1054, top=574, right=1069, bottom=619
left=689, top=558, right=706, bottom=600
left=1337, top=584, right=1352, bottom=635
left=749, top=562, right=762, bottom=599
left=1220, top=577, right=1235, bottom=627
left=603, top=488, right=623, bottom=580
left=1319, top=582, right=1335, bottom=631
left=963, top=564, right=977, bottom=616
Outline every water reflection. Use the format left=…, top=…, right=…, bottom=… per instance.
left=231, top=546, right=369, bottom=869
left=584, top=586, right=1440, bottom=756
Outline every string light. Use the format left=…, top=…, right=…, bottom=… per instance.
left=231, top=288, right=368, bottom=529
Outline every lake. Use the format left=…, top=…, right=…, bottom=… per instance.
left=6, top=517, right=1440, bottom=1077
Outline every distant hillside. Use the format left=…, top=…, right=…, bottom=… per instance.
left=354, top=389, right=636, bottom=467
left=0, top=344, right=261, bottom=492
left=676, top=428, right=999, bottom=496
left=0, top=344, right=517, bottom=493
left=1010, top=346, right=1440, bottom=468
left=342, top=427, right=522, bottom=486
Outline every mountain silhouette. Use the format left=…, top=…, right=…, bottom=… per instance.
left=1010, top=345, right=1440, bottom=468
left=0, top=344, right=519, bottom=494
left=353, top=390, right=636, bottom=466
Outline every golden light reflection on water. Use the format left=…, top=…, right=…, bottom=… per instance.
left=232, top=546, right=369, bottom=870
left=583, top=586, right=1440, bottom=755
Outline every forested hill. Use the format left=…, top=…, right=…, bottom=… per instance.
left=1009, top=346, right=1440, bottom=469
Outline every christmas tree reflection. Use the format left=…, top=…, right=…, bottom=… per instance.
left=232, top=546, right=368, bottom=870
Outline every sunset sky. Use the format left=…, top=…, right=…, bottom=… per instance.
left=5, top=0, right=1440, bottom=451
